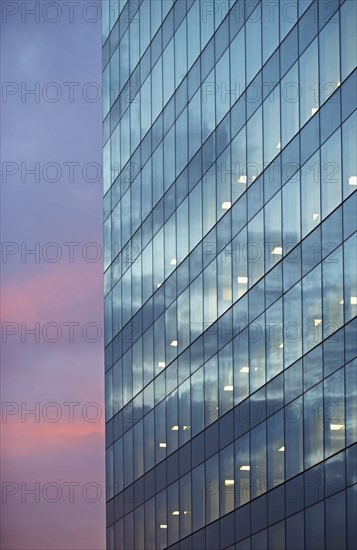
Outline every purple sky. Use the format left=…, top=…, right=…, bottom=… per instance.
left=1, top=2, right=105, bottom=548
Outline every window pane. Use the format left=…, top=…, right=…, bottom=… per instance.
left=235, top=432, right=250, bottom=506
left=319, top=15, right=340, bottom=104
left=299, top=38, right=319, bottom=126
left=302, top=264, right=322, bottom=353
left=262, top=0, right=279, bottom=63
left=250, top=421, right=267, bottom=498
left=247, top=106, right=263, bottom=184
left=180, top=472, right=192, bottom=539
left=230, top=27, right=245, bottom=102
left=322, top=245, right=344, bottom=338
left=219, top=342, right=234, bottom=414
left=267, top=409, right=285, bottom=487
left=304, top=383, right=324, bottom=468
left=342, top=111, right=357, bottom=199
left=324, top=368, right=345, bottom=458
left=285, top=396, right=304, bottom=478
left=191, top=369, right=204, bottom=437
left=263, top=86, right=281, bottom=166
left=246, top=4, right=261, bottom=83
left=205, top=356, right=219, bottom=426
left=192, top=463, right=205, bottom=531
left=340, top=0, right=357, bottom=80
left=281, top=62, right=299, bottom=146
left=205, top=454, right=219, bottom=523
left=344, top=233, right=357, bottom=323
left=220, top=443, right=235, bottom=515
left=320, top=128, right=342, bottom=219
left=249, top=312, right=266, bottom=393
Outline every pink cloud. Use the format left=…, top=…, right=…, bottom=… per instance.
left=1, top=261, right=103, bottom=323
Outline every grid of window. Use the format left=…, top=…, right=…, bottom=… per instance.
left=103, top=1, right=357, bottom=549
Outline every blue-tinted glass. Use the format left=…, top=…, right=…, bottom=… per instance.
left=286, top=511, right=304, bottom=550
left=340, top=0, right=357, bottom=80
left=286, top=395, right=304, bottom=478
left=299, top=1, right=318, bottom=53
left=262, top=1, right=279, bottom=64
left=304, top=382, right=324, bottom=468
left=280, top=0, right=298, bottom=39
left=324, top=369, right=346, bottom=457
left=246, top=4, right=261, bottom=84
left=320, top=128, right=342, bottom=219
left=342, top=111, right=357, bottom=199
left=305, top=501, right=325, bottom=550
left=263, top=86, right=281, bottom=166
left=250, top=422, right=267, bottom=499
left=319, top=15, right=340, bottom=104
left=281, top=26, right=298, bottom=77
left=347, top=485, right=357, bottom=550
left=103, top=1, right=356, bottom=544
left=301, top=151, right=321, bottom=238
left=284, top=359, right=302, bottom=403
left=299, top=37, right=319, bottom=126
left=320, top=90, right=341, bottom=144
left=325, top=490, right=346, bottom=550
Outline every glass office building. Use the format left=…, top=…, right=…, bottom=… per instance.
left=103, top=1, right=357, bottom=548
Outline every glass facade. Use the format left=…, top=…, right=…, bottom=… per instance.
left=103, top=1, right=357, bottom=548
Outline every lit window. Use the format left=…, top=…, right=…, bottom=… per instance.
left=330, top=424, right=344, bottom=431
left=172, top=511, right=180, bottom=516
left=240, top=465, right=250, bottom=471
left=271, top=246, right=283, bottom=255
left=311, top=107, right=319, bottom=115
left=158, top=361, right=166, bottom=368
left=170, top=340, right=178, bottom=347
left=240, top=366, right=249, bottom=373
left=351, top=297, right=357, bottom=305
left=221, top=201, right=231, bottom=209
left=159, top=443, right=167, bottom=448
left=278, top=446, right=285, bottom=452
left=349, top=176, right=357, bottom=186
left=224, top=385, right=234, bottom=391
left=160, top=524, right=167, bottom=529
left=223, top=288, right=232, bottom=300
left=224, top=479, right=235, bottom=486
left=170, top=258, right=177, bottom=265
left=237, top=175, right=247, bottom=184
left=171, top=425, right=179, bottom=431
left=237, top=276, right=248, bottom=284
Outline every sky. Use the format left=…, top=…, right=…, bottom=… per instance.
left=0, top=2, right=106, bottom=548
